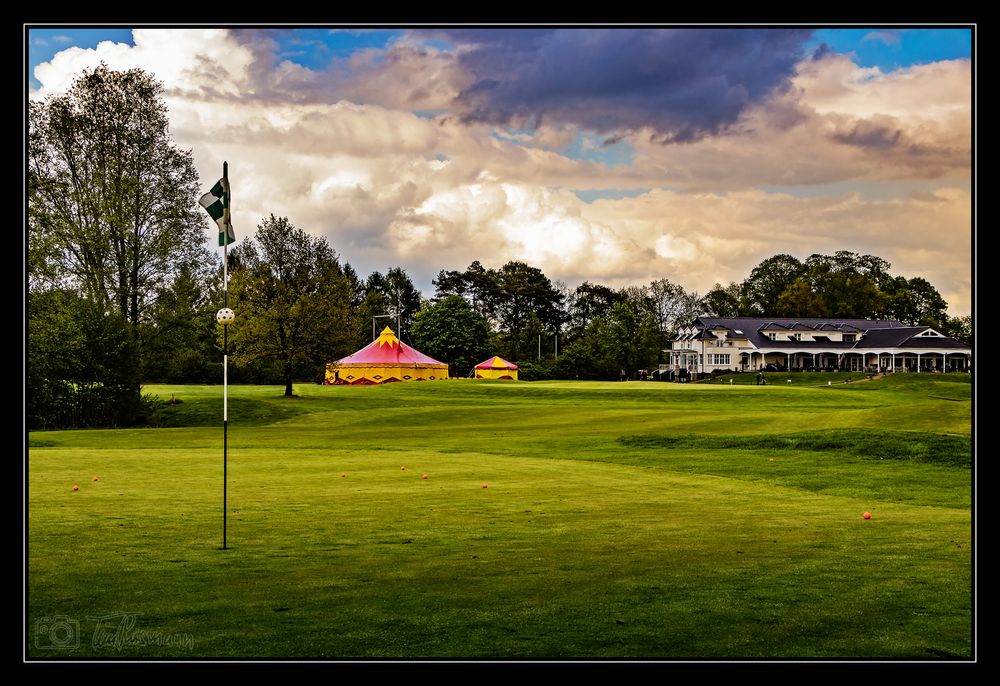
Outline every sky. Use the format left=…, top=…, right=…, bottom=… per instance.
left=26, top=26, right=974, bottom=316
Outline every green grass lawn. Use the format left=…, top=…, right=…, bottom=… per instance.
left=26, top=375, right=973, bottom=659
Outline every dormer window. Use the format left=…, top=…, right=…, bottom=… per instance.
left=843, top=334, right=856, bottom=342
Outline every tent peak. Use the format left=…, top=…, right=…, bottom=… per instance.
left=377, top=326, right=400, bottom=348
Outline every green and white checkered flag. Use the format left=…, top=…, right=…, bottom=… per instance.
left=200, top=178, right=235, bottom=246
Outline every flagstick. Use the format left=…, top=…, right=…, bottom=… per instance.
left=223, top=160, right=229, bottom=551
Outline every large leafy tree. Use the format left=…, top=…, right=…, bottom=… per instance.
left=28, top=64, right=207, bottom=330
left=701, top=282, right=745, bottom=317
left=27, top=290, right=142, bottom=429
left=493, top=261, right=566, bottom=360
left=567, top=282, right=621, bottom=336
left=741, top=254, right=804, bottom=316
left=774, top=278, right=829, bottom=318
left=226, top=215, right=354, bottom=396
left=799, top=252, right=886, bottom=319
left=941, top=315, right=972, bottom=344
left=645, top=278, right=701, bottom=363
left=883, top=276, right=950, bottom=328
left=141, top=262, right=221, bottom=383
left=433, top=260, right=500, bottom=318
left=28, top=64, right=210, bottom=425
left=411, top=296, right=492, bottom=377
left=604, top=299, right=659, bottom=375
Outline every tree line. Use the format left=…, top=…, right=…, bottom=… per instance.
left=701, top=252, right=965, bottom=332
left=26, top=65, right=972, bottom=428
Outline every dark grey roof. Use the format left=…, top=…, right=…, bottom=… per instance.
left=677, top=318, right=971, bottom=352
left=676, top=317, right=975, bottom=352
left=758, top=340, right=855, bottom=349
left=857, top=327, right=927, bottom=348
left=901, top=337, right=970, bottom=349
left=856, top=327, right=966, bottom=349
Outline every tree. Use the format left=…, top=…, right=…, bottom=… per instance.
left=604, top=299, right=659, bottom=376
left=28, top=289, right=143, bottom=429
left=741, top=254, right=804, bottom=315
left=342, top=262, right=365, bottom=309
left=411, top=296, right=492, bottom=377
left=226, top=215, right=354, bottom=396
left=493, top=261, right=565, bottom=360
left=141, top=262, right=221, bottom=383
left=941, top=315, right=972, bottom=344
left=646, top=278, right=701, bottom=363
left=567, top=282, right=621, bottom=335
left=29, top=64, right=210, bottom=423
left=775, top=278, right=829, bottom=318
left=28, top=64, right=208, bottom=332
left=352, top=267, right=422, bottom=348
left=381, top=267, right=423, bottom=341
left=701, top=282, right=744, bottom=317
left=897, top=277, right=949, bottom=328
left=433, top=260, right=500, bottom=318
left=801, top=253, right=887, bottom=319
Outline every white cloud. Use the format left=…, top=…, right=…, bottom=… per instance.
left=861, top=30, right=901, bottom=45
left=795, top=53, right=970, bottom=123
left=32, top=29, right=255, bottom=100
left=29, top=29, right=973, bottom=315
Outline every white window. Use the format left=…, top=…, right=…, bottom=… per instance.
left=843, top=334, right=855, bottom=342
left=711, top=354, right=731, bottom=365
left=767, top=332, right=777, bottom=340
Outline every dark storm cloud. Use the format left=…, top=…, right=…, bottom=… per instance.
left=435, top=28, right=814, bottom=142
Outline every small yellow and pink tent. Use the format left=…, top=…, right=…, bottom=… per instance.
left=474, top=356, right=519, bottom=380
left=325, top=327, right=448, bottom=385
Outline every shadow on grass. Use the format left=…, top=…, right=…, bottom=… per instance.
left=619, top=429, right=971, bottom=467
left=143, top=395, right=312, bottom=428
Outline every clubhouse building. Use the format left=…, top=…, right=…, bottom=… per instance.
left=668, top=317, right=972, bottom=376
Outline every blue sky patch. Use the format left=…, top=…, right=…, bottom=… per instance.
left=574, top=188, right=651, bottom=203
left=564, top=133, right=634, bottom=167
left=809, top=28, right=971, bottom=70
left=275, top=28, right=400, bottom=68
left=27, top=28, right=135, bottom=89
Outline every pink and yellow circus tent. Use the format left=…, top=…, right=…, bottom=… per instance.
left=325, top=327, right=448, bottom=385
left=474, top=356, right=519, bottom=380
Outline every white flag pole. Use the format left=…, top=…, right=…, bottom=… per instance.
left=223, top=160, right=229, bottom=551
left=207, top=161, right=235, bottom=550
